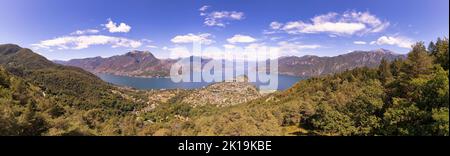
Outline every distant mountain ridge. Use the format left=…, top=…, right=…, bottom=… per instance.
left=58, top=48, right=405, bottom=78
left=278, top=49, right=405, bottom=77
left=60, top=50, right=177, bottom=78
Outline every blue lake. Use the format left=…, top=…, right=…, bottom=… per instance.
left=97, top=73, right=304, bottom=90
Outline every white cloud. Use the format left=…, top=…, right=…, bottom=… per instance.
left=141, top=39, right=153, bottom=43
left=70, top=29, right=100, bottom=35
left=223, top=44, right=236, bottom=49
left=262, top=30, right=277, bottom=35
left=146, top=45, right=158, bottom=49
left=372, top=36, right=414, bottom=48
left=271, top=11, right=390, bottom=36
left=104, top=19, right=131, bottom=33
left=171, top=33, right=215, bottom=45
left=227, top=34, right=257, bottom=44
left=353, top=41, right=367, bottom=45
left=269, top=36, right=283, bottom=41
left=167, top=46, right=192, bottom=59
left=32, top=35, right=142, bottom=50
left=343, top=11, right=390, bottom=33
left=202, top=11, right=244, bottom=27
left=199, top=5, right=210, bottom=12
left=284, top=21, right=366, bottom=35
left=244, top=43, right=267, bottom=49
left=270, top=22, right=283, bottom=29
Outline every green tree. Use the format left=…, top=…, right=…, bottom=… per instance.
left=433, top=37, right=449, bottom=70
left=390, top=58, right=403, bottom=78
left=382, top=98, right=427, bottom=135
left=428, top=41, right=436, bottom=54
left=378, top=58, right=394, bottom=85
left=431, top=108, right=449, bottom=136
left=0, top=68, right=10, bottom=88
left=403, top=42, right=434, bottom=78
left=418, top=66, right=449, bottom=110
left=18, top=101, right=49, bottom=136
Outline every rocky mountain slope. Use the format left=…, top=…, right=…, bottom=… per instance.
left=61, top=51, right=177, bottom=77
left=277, top=49, right=404, bottom=77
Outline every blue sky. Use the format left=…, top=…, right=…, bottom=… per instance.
left=0, top=0, right=448, bottom=60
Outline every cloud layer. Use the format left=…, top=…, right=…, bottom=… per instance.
left=270, top=11, right=390, bottom=36
left=171, top=33, right=215, bottom=45
left=227, top=34, right=257, bottom=44
left=70, top=29, right=100, bottom=35
left=353, top=41, right=367, bottom=45
left=32, top=35, right=142, bottom=50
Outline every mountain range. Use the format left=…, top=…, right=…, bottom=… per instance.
left=58, top=49, right=404, bottom=78
left=58, top=51, right=177, bottom=78
left=278, top=49, right=403, bottom=76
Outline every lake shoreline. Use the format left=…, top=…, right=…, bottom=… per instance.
left=96, top=73, right=305, bottom=91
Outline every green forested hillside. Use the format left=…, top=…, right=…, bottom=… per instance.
left=0, top=37, right=449, bottom=136
left=143, top=38, right=448, bottom=136
left=0, top=44, right=147, bottom=136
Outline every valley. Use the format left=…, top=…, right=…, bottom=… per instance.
left=0, top=38, right=448, bottom=136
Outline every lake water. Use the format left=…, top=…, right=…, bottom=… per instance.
left=97, top=73, right=304, bottom=90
